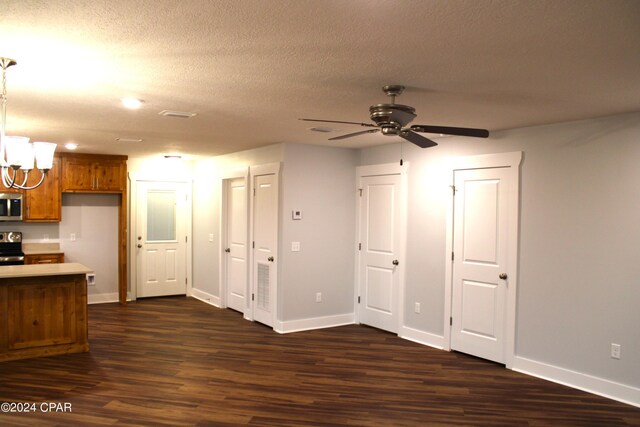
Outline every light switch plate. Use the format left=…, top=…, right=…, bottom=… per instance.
left=291, top=241, right=301, bottom=252
left=292, top=210, right=303, bottom=220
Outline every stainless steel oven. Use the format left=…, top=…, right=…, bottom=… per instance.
left=0, top=231, right=24, bottom=265
left=0, top=193, right=23, bottom=221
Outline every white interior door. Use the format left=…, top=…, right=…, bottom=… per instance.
left=251, top=173, right=278, bottom=327
left=358, top=173, right=403, bottom=333
left=451, top=167, right=511, bottom=363
left=224, top=177, right=248, bottom=312
left=136, top=181, right=189, bottom=298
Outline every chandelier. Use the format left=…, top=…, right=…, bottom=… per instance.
left=0, top=57, right=56, bottom=190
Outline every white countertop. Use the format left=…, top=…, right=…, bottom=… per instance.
left=0, top=263, right=93, bottom=279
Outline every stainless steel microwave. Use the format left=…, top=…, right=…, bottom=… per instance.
left=0, top=193, right=23, bottom=221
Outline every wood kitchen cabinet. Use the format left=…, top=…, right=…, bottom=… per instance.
left=25, top=253, right=65, bottom=264
left=23, top=156, right=62, bottom=222
left=61, top=154, right=127, bottom=193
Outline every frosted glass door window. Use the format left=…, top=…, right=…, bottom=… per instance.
left=147, top=190, right=176, bottom=241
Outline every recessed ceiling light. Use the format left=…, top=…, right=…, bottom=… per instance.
left=115, top=137, right=143, bottom=143
left=64, top=143, right=78, bottom=150
left=121, top=98, right=144, bottom=109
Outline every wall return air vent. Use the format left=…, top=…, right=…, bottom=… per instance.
left=158, top=110, right=197, bottom=119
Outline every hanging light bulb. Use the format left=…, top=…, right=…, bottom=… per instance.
left=0, top=57, right=56, bottom=190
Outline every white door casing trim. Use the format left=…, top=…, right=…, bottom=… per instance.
left=130, top=177, right=193, bottom=301
left=444, top=151, right=522, bottom=368
left=354, top=162, right=408, bottom=333
left=219, top=166, right=249, bottom=310
left=248, top=162, right=281, bottom=327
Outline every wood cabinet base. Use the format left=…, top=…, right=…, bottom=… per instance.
left=0, top=274, right=89, bottom=362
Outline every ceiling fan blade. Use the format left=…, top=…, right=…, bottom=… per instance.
left=399, top=130, right=438, bottom=148
left=411, top=125, right=489, bottom=138
left=299, top=118, right=377, bottom=128
left=329, top=129, right=380, bottom=141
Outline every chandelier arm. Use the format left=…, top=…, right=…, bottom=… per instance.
left=18, top=169, right=47, bottom=190
left=1, top=167, right=17, bottom=188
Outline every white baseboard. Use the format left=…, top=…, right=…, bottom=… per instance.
left=190, top=288, right=221, bottom=308
left=274, top=313, right=355, bottom=334
left=87, top=292, right=119, bottom=304
left=399, top=326, right=445, bottom=350
left=512, top=356, right=640, bottom=408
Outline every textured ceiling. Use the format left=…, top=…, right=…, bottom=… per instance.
left=1, top=0, right=639, bottom=158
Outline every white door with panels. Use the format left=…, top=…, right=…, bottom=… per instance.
left=136, top=181, right=189, bottom=298
left=451, top=167, right=511, bottom=364
left=357, top=172, right=403, bottom=333
left=251, top=172, right=278, bottom=327
left=224, top=177, right=248, bottom=313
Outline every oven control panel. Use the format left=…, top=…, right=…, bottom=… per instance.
left=0, top=231, right=22, bottom=243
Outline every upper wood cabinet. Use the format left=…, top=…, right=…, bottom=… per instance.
left=23, top=157, right=62, bottom=222
left=61, top=154, right=127, bottom=193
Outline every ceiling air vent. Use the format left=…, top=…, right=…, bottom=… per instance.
left=158, top=110, right=197, bottom=119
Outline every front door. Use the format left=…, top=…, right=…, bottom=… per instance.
left=251, top=173, right=278, bottom=326
left=357, top=172, right=403, bottom=333
left=136, top=181, right=189, bottom=298
left=224, top=177, right=248, bottom=313
left=451, top=167, right=511, bottom=363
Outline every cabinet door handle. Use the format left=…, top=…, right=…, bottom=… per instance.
left=39, top=259, right=53, bottom=263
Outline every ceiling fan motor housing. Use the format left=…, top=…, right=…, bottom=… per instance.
left=369, top=103, right=417, bottom=133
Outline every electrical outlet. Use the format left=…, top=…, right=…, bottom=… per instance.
left=414, top=302, right=421, bottom=314
left=611, top=343, right=621, bottom=359
left=291, top=241, right=301, bottom=252
left=70, top=233, right=76, bottom=241
left=208, top=233, right=214, bottom=242
left=315, top=292, right=322, bottom=303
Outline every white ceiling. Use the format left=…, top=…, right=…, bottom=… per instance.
left=1, top=0, right=639, bottom=158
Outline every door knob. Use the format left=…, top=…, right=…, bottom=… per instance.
left=392, top=259, right=399, bottom=266
left=499, top=273, right=508, bottom=280
left=137, top=236, right=142, bottom=241
left=137, top=244, right=142, bottom=248
left=224, top=248, right=231, bottom=253
left=268, top=256, right=274, bottom=262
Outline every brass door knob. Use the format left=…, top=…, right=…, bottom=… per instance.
left=499, top=273, right=508, bottom=280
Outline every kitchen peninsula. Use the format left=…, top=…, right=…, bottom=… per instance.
left=0, top=263, right=93, bottom=362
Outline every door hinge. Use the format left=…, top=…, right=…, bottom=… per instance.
left=252, top=241, right=255, bottom=249
left=357, top=296, right=361, bottom=304
left=450, top=185, right=456, bottom=195
left=451, top=252, right=454, bottom=261
left=358, top=243, right=361, bottom=251
left=450, top=317, right=453, bottom=326
left=185, top=236, right=188, bottom=243
left=358, top=188, right=362, bottom=197
left=252, top=293, right=255, bottom=301
left=253, top=188, right=256, bottom=196
left=185, top=278, right=187, bottom=284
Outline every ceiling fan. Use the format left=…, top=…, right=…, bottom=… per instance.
left=300, top=85, right=489, bottom=148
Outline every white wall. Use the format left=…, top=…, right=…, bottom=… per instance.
left=60, top=194, right=119, bottom=303
left=191, top=144, right=284, bottom=299
left=358, top=112, right=640, bottom=395
left=279, top=144, right=357, bottom=322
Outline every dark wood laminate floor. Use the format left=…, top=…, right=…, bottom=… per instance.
left=0, top=296, right=638, bottom=426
